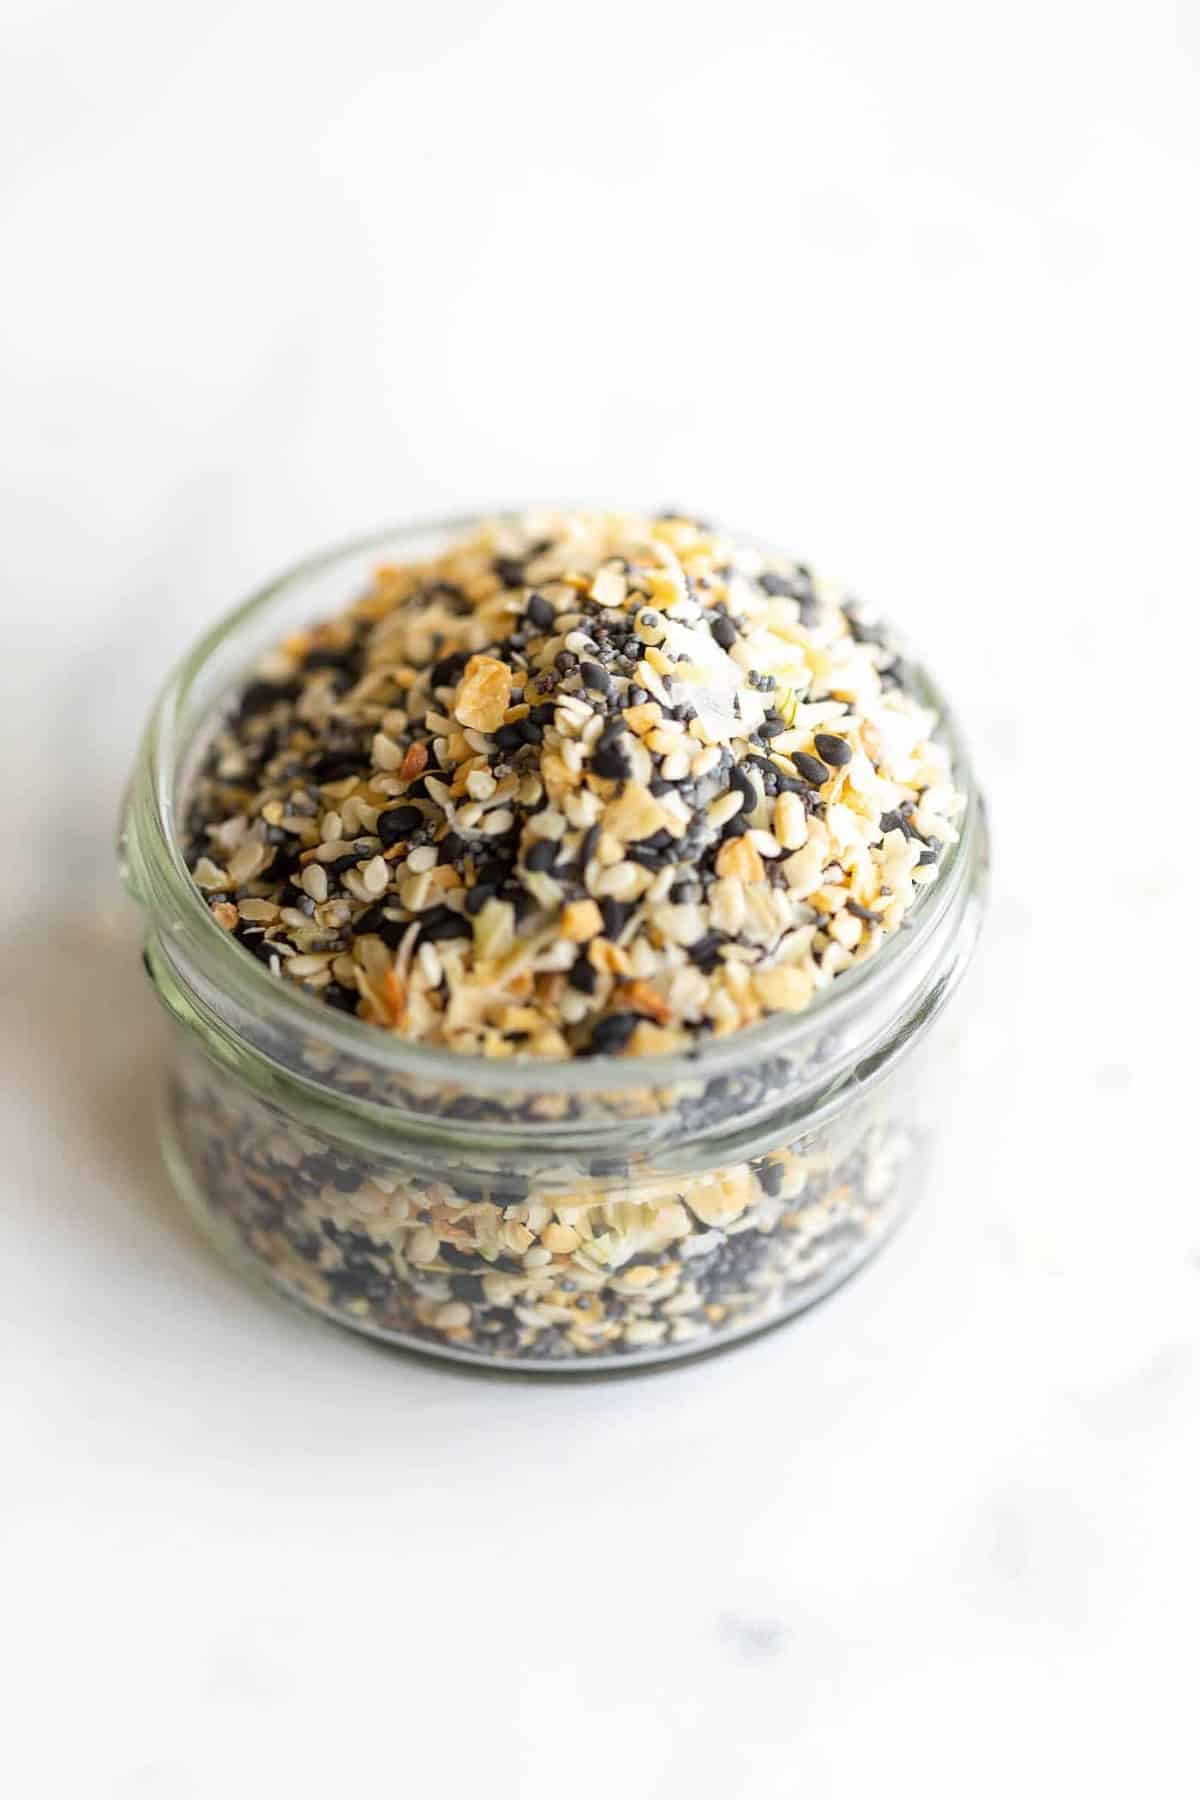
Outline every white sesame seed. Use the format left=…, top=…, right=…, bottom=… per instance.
left=372, top=732, right=402, bottom=771
left=466, top=768, right=497, bottom=801
left=593, top=861, right=642, bottom=901
left=299, top=863, right=328, bottom=903
left=226, top=840, right=268, bottom=885
left=360, top=855, right=389, bottom=896
left=238, top=898, right=279, bottom=922
left=193, top=856, right=230, bottom=891
left=409, top=1227, right=439, bottom=1263
left=400, top=872, right=432, bottom=909
left=286, top=953, right=333, bottom=977
left=646, top=867, right=675, bottom=903
left=417, top=941, right=443, bottom=986
left=774, top=790, right=809, bottom=851
left=527, top=809, right=567, bottom=840
left=655, top=902, right=706, bottom=945
left=708, top=791, right=745, bottom=828
left=710, top=877, right=746, bottom=934
left=563, top=789, right=600, bottom=829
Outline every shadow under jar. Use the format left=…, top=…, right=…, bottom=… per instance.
left=120, top=516, right=989, bottom=1372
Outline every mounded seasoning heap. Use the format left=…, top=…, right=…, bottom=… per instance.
left=185, top=508, right=963, bottom=1054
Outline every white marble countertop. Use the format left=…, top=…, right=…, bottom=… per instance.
left=2, top=5, right=1197, bottom=1795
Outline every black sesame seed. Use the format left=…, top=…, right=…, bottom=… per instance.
left=325, top=1269, right=392, bottom=1305
left=755, top=1159, right=786, bottom=1197
left=308, top=753, right=363, bottom=783
left=600, top=897, right=631, bottom=938
left=440, top=1242, right=479, bottom=1268
left=775, top=774, right=815, bottom=800
left=304, top=646, right=361, bottom=676
left=493, top=556, right=526, bottom=589
left=417, top=909, right=471, bottom=943
left=580, top=661, right=612, bottom=696
left=588, top=1012, right=638, bottom=1055
left=710, top=613, right=738, bottom=650
left=236, top=677, right=300, bottom=721
left=526, top=591, right=555, bottom=631
left=431, top=649, right=470, bottom=689
left=465, top=883, right=495, bottom=915
left=592, top=739, right=631, bottom=780
left=730, top=767, right=757, bottom=813
left=449, top=1274, right=485, bottom=1302
left=378, top=805, right=421, bottom=846
left=747, top=754, right=782, bottom=789
left=526, top=839, right=559, bottom=873
left=792, top=751, right=829, bottom=787
left=688, top=932, right=725, bottom=972
left=568, top=953, right=598, bottom=994
left=814, top=733, right=852, bottom=767
left=324, top=983, right=361, bottom=1014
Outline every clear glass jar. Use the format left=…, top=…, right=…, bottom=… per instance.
left=120, top=516, right=989, bottom=1372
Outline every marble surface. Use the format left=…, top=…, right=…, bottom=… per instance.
left=2, top=4, right=1197, bottom=1795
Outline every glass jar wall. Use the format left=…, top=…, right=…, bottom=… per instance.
left=121, top=519, right=988, bottom=1371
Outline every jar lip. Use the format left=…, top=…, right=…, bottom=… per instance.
left=130, top=509, right=984, bottom=1099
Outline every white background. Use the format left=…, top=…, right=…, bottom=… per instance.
left=3, top=4, right=1198, bottom=1796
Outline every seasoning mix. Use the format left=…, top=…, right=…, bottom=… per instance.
left=124, top=509, right=986, bottom=1369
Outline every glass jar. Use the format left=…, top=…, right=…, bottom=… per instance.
left=120, top=516, right=989, bottom=1372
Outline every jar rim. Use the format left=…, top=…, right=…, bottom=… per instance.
left=125, top=510, right=984, bottom=1100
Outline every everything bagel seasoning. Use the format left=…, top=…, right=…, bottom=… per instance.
left=141, top=509, right=982, bottom=1367
left=184, top=509, right=963, bottom=1057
